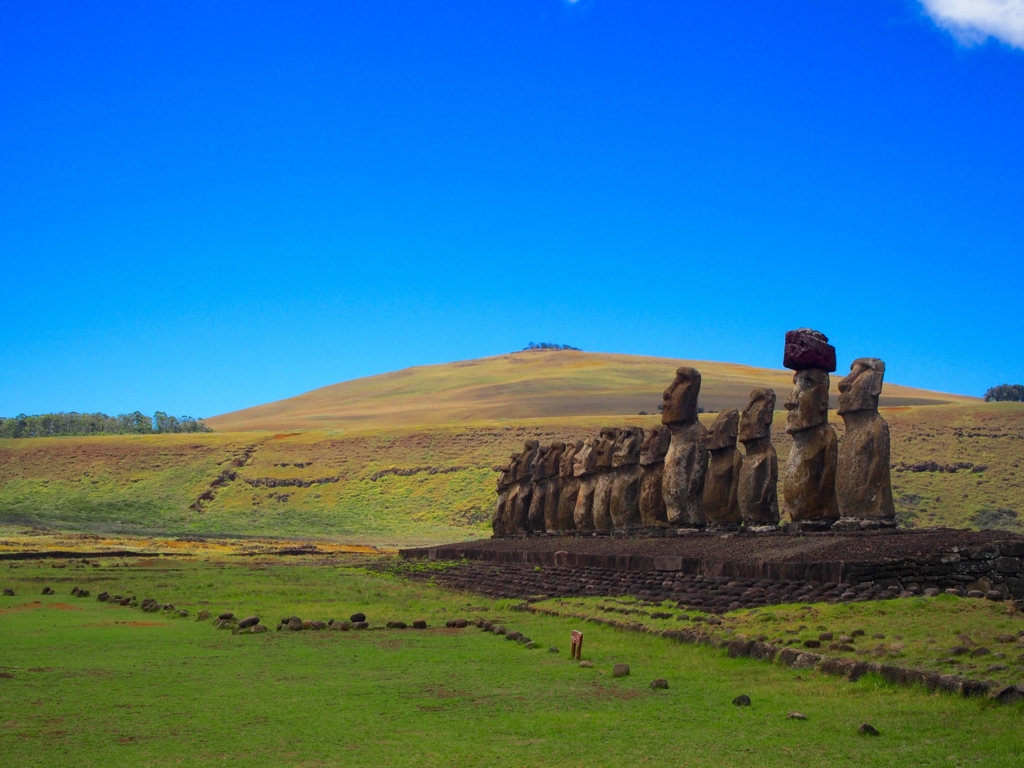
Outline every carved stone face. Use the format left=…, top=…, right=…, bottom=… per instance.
left=516, top=440, right=539, bottom=478
left=612, top=427, right=643, bottom=467
left=739, top=388, right=776, bottom=442
left=784, top=369, right=830, bottom=434
left=707, top=408, right=739, bottom=451
left=640, top=426, right=671, bottom=466
left=560, top=441, right=582, bottom=478
left=594, top=428, right=620, bottom=469
left=661, top=367, right=701, bottom=425
left=573, top=438, right=597, bottom=477
left=838, top=358, right=885, bottom=415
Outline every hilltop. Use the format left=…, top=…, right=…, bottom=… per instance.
left=205, top=350, right=972, bottom=432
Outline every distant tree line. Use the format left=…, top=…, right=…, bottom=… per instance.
left=0, top=411, right=213, bottom=438
left=984, top=384, right=1024, bottom=403
left=522, top=342, right=581, bottom=351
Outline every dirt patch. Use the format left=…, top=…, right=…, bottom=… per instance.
left=0, top=601, right=79, bottom=614
left=583, top=681, right=642, bottom=701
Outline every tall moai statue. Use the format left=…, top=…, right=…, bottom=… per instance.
left=591, top=427, right=620, bottom=533
left=703, top=409, right=743, bottom=527
left=609, top=426, right=644, bottom=529
left=491, top=459, right=515, bottom=536
left=507, top=440, right=540, bottom=534
left=661, top=367, right=709, bottom=528
left=835, top=358, right=895, bottom=528
left=639, top=426, right=671, bottom=527
left=572, top=438, right=599, bottom=531
left=527, top=444, right=553, bottom=533
left=781, top=330, right=839, bottom=526
left=737, top=388, right=780, bottom=526
left=556, top=440, right=583, bottom=532
left=538, top=442, right=566, bottom=533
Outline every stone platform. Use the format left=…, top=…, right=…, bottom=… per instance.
left=398, top=528, right=1024, bottom=607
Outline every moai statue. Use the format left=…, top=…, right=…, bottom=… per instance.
left=609, top=426, right=644, bottom=529
left=703, top=409, right=742, bottom=527
left=737, top=389, right=780, bottom=527
left=781, top=330, right=839, bottom=526
left=507, top=440, right=540, bottom=534
left=539, top=442, right=566, bottom=533
left=557, top=441, right=583, bottom=532
left=572, top=438, right=599, bottom=531
left=661, top=367, right=709, bottom=527
left=836, top=358, right=895, bottom=527
left=492, top=459, right=515, bottom=536
left=639, top=426, right=671, bottom=527
left=527, top=444, right=552, bottom=533
left=591, top=427, right=620, bottom=533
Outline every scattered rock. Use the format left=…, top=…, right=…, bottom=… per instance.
left=579, top=661, right=594, bottom=668
left=350, top=612, right=366, bottom=623
left=995, top=634, right=1016, bottom=644
left=218, top=612, right=234, bottom=621
left=287, top=617, right=303, bottom=631
left=732, top=694, right=751, bottom=706
left=924, top=588, right=941, bottom=597
left=454, top=618, right=468, bottom=628
left=250, top=624, right=269, bottom=634
left=858, top=723, right=880, bottom=736
left=506, top=631, right=523, bottom=641
left=354, top=621, right=369, bottom=630
left=493, top=625, right=507, bottom=635
left=612, top=663, right=630, bottom=677
left=851, top=629, right=865, bottom=637
left=549, top=647, right=559, bottom=653
left=787, top=711, right=807, bottom=720
left=985, top=591, right=1005, bottom=602
left=819, top=632, right=833, bottom=641
left=386, top=621, right=408, bottom=629
left=970, top=647, right=991, bottom=657
left=412, top=620, right=427, bottom=629
left=177, top=610, right=190, bottom=618
left=650, top=678, right=669, bottom=689
left=196, top=610, right=211, bottom=621
left=41, top=587, right=55, bottom=595
left=237, top=616, right=260, bottom=629
left=803, top=640, right=821, bottom=649
left=967, top=590, right=985, bottom=599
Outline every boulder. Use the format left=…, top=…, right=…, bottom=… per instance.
left=612, top=663, right=630, bottom=677
left=237, top=616, right=260, bottom=629
left=350, top=612, right=366, bottom=623
left=413, top=620, right=427, bottom=629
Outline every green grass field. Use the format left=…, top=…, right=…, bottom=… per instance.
left=2, top=555, right=1023, bottom=766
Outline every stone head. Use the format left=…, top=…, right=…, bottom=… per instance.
left=640, top=426, right=671, bottom=466
left=838, top=358, right=885, bottom=415
left=707, top=408, right=739, bottom=451
left=560, top=441, right=582, bottom=478
left=739, top=388, right=776, bottom=442
left=573, top=438, right=597, bottom=477
left=594, top=428, right=620, bottom=470
left=661, top=367, right=701, bottom=425
left=784, top=369, right=830, bottom=434
left=497, top=460, right=514, bottom=490
left=516, top=440, right=539, bottom=478
left=611, top=426, right=644, bottom=468
left=542, top=442, right=565, bottom=478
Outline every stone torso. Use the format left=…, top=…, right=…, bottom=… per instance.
left=738, top=439, right=779, bottom=525
left=662, top=420, right=709, bottom=527
left=782, top=422, right=839, bottom=521
left=703, top=446, right=742, bottom=525
left=837, top=410, right=894, bottom=519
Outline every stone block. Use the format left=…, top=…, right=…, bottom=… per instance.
left=654, top=556, right=683, bottom=572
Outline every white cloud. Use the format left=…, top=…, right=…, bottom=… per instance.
left=920, top=0, right=1024, bottom=49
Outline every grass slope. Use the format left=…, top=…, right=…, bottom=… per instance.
left=2, top=555, right=1023, bottom=766
left=1, top=403, right=1023, bottom=546
left=205, top=350, right=973, bottom=432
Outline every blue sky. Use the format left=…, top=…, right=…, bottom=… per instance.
left=2, top=0, right=1022, bottom=418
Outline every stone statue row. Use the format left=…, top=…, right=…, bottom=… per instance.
left=492, top=328, right=895, bottom=536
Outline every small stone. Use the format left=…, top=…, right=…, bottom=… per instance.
left=971, top=647, right=991, bottom=657
left=851, top=629, right=865, bottom=637
left=924, top=588, right=941, bottom=597
left=819, top=632, right=833, bottom=641
left=354, top=621, right=369, bottom=630
left=2, top=588, right=14, bottom=596
left=525, top=641, right=537, bottom=649
left=237, top=616, right=260, bottom=629
left=579, top=661, right=594, bottom=668
left=386, top=621, right=407, bottom=629
left=196, top=610, right=211, bottom=621
left=251, top=624, right=269, bottom=634
left=967, top=590, right=985, bottom=599
left=350, top=612, right=366, bottom=623
left=549, top=647, right=559, bottom=653
left=803, top=640, right=821, bottom=649
left=612, top=663, right=630, bottom=677
left=42, top=587, right=55, bottom=595
left=995, top=634, right=1015, bottom=644
left=872, top=633, right=885, bottom=640
left=985, top=591, right=1005, bottom=602
left=732, top=694, right=751, bottom=706
left=218, top=612, right=234, bottom=621
left=858, top=723, right=880, bottom=736
left=177, top=610, right=190, bottom=618
left=506, top=631, right=523, bottom=641
left=412, top=620, right=427, bottom=629
left=786, top=711, right=807, bottom=720
left=287, top=617, right=303, bottom=631
left=454, top=618, right=468, bottom=628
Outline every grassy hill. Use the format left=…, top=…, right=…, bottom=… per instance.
left=2, top=351, right=1017, bottom=547
left=204, top=350, right=972, bottom=431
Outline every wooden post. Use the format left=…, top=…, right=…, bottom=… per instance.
left=571, top=630, right=583, bottom=659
